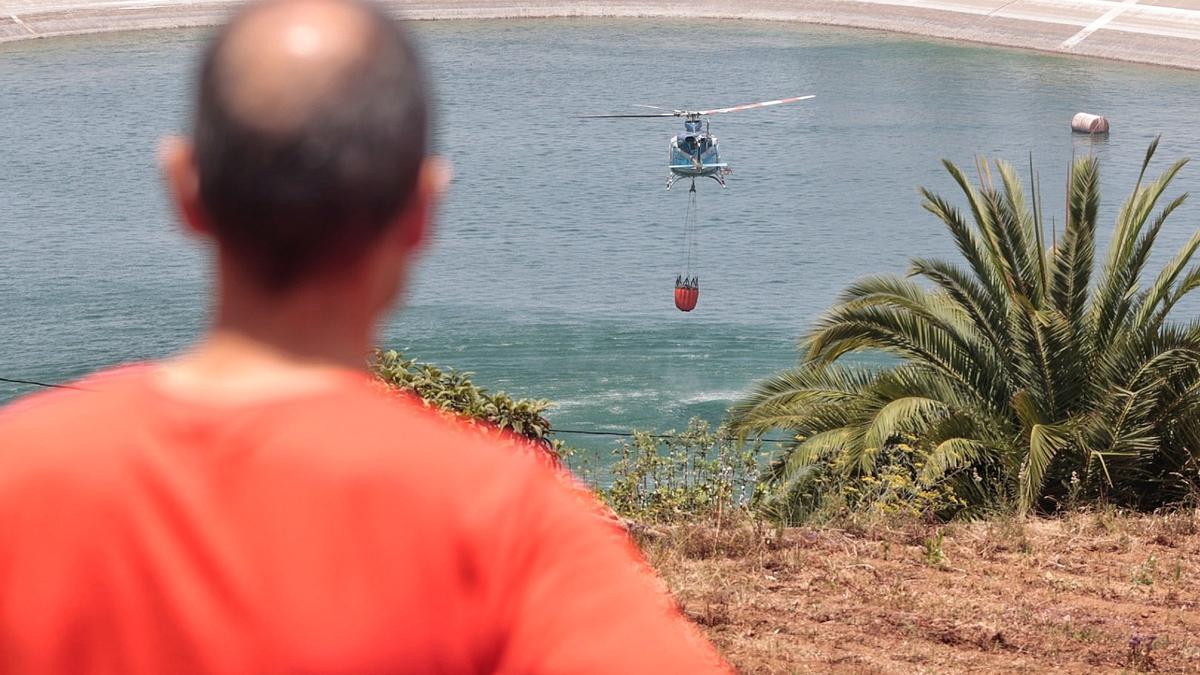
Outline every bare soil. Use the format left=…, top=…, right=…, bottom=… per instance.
left=645, top=511, right=1200, bottom=673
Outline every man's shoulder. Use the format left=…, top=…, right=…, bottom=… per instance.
left=0, top=367, right=555, bottom=501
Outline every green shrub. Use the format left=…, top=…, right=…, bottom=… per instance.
left=372, top=350, right=564, bottom=461
left=759, top=434, right=968, bottom=524
left=590, top=419, right=765, bottom=523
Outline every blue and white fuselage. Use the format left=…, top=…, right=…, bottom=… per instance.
left=666, top=118, right=730, bottom=190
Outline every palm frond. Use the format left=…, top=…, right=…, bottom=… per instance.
left=994, top=161, right=1043, bottom=300
left=775, top=427, right=856, bottom=487
left=921, top=183, right=1010, bottom=320
left=728, top=364, right=875, bottom=438
left=1021, top=422, right=1072, bottom=512
left=1095, top=193, right=1188, bottom=353
left=909, top=257, right=1011, bottom=362
left=861, top=396, right=951, bottom=469
left=1048, top=156, right=1100, bottom=328
left=920, top=438, right=992, bottom=484
left=1134, top=228, right=1200, bottom=330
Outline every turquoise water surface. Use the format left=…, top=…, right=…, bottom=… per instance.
left=2, top=20, right=1200, bottom=454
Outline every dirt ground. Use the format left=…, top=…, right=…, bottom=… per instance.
left=645, top=511, right=1200, bottom=673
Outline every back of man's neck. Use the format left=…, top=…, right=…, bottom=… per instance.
left=154, top=324, right=372, bottom=406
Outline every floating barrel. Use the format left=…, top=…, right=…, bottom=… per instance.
left=675, top=277, right=699, bottom=312
left=1071, top=112, right=1110, bottom=135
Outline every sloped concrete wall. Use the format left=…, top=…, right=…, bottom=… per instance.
left=2, top=0, right=1199, bottom=71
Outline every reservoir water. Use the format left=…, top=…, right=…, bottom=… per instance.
left=3, top=20, right=1200, bottom=454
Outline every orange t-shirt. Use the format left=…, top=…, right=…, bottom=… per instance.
left=0, top=366, right=728, bottom=674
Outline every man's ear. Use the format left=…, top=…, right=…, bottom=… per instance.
left=390, top=156, right=452, bottom=252
left=159, top=136, right=212, bottom=237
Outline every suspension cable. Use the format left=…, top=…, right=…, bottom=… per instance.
left=686, top=181, right=698, bottom=278
left=679, top=179, right=699, bottom=280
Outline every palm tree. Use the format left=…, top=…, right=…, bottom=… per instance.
left=731, top=140, right=1200, bottom=514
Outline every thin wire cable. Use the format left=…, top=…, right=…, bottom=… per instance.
left=0, top=376, right=85, bottom=391
left=553, top=427, right=792, bottom=443
left=0, top=373, right=792, bottom=442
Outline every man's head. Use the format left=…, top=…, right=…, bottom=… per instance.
left=162, top=0, right=442, bottom=299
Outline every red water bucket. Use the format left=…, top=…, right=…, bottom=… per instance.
left=674, top=282, right=699, bottom=312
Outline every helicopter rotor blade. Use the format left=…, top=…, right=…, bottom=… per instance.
left=695, top=95, right=814, bottom=116
left=577, top=113, right=679, bottom=118
left=632, top=104, right=684, bottom=113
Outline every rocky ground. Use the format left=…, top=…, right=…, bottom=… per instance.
left=646, top=510, right=1200, bottom=673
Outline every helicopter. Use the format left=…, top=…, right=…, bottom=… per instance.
left=581, top=95, right=814, bottom=190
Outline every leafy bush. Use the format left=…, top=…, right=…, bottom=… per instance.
left=759, top=434, right=968, bottom=524
left=732, top=141, right=1200, bottom=515
left=372, top=354, right=763, bottom=523
left=590, top=419, right=765, bottom=523
left=372, top=350, right=564, bottom=461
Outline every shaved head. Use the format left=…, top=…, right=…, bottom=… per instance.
left=214, top=0, right=378, bottom=131
left=193, top=0, right=428, bottom=290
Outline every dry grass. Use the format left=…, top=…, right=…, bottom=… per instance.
left=642, top=509, right=1200, bottom=673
